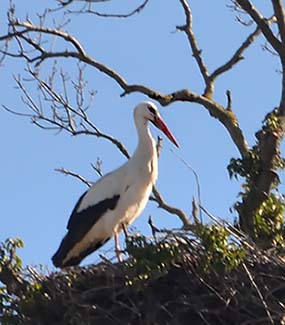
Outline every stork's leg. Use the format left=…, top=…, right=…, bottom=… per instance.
left=121, top=223, right=129, bottom=238
left=114, top=232, right=123, bottom=263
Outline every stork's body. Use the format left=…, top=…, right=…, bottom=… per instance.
left=52, top=102, right=178, bottom=268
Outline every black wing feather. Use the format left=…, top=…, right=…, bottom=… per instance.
left=52, top=194, right=120, bottom=268
left=67, top=190, right=88, bottom=230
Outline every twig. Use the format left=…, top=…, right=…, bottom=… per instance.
left=243, top=263, right=274, bottom=324
left=150, top=186, right=190, bottom=228
left=55, top=167, right=92, bottom=187
left=170, top=149, right=202, bottom=223
left=226, top=90, right=232, bottom=111
left=66, top=0, right=150, bottom=19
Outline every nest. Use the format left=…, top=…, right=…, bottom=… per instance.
left=13, top=232, right=285, bottom=325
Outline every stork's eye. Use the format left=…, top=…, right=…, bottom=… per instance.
left=147, top=105, right=156, bottom=115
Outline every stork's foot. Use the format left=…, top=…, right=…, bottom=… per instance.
left=115, top=249, right=124, bottom=263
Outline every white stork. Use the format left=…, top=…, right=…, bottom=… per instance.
left=52, top=101, right=178, bottom=268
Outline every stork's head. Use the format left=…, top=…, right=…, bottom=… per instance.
left=134, top=101, right=179, bottom=147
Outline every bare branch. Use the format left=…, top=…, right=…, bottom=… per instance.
left=15, top=66, right=131, bottom=159
left=235, top=0, right=282, bottom=54
left=271, top=0, right=285, bottom=44
left=176, top=0, right=209, bottom=85
left=91, top=158, right=103, bottom=177
left=270, top=1, right=285, bottom=112
left=65, top=0, right=150, bottom=18
left=55, top=167, right=190, bottom=227
left=13, top=20, right=86, bottom=56
left=211, top=25, right=261, bottom=80
left=0, top=17, right=250, bottom=158
left=226, top=90, right=232, bottom=111
left=150, top=186, right=190, bottom=228
left=55, top=167, right=92, bottom=187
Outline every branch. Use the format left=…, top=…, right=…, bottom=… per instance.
left=210, top=16, right=276, bottom=84
left=235, top=0, right=282, bottom=54
left=211, top=25, right=262, bottom=80
left=13, top=20, right=86, bottom=56
left=150, top=186, right=190, bottom=228
left=270, top=1, right=285, bottom=112
left=55, top=168, right=92, bottom=187
left=177, top=1, right=268, bottom=99
left=271, top=0, right=285, bottom=44
left=176, top=0, right=209, bottom=86
left=0, top=18, right=250, bottom=158
left=238, top=119, right=283, bottom=235
left=55, top=167, right=190, bottom=227
left=65, top=0, right=150, bottom=18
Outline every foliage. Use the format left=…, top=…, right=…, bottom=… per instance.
left=197, top=225, right=246, bottom=272
left=124, top=234, right=182, bottom=286
left=0, top=238, right=24, bottom=325
left=227, top=150, right=260, bottom=182
left=228, top=108, right=285, bottom=247
left=0, top=238, right=24, bottom=273
left=254, top=193, right=285, bottom=249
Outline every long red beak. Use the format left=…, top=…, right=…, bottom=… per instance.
left=152, top=116, right=179, bottom=148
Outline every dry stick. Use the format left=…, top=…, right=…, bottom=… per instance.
left=243, top=263, right=274, bottom=324
left=170, top=149, right=202, bottom=224
left=55, top=168, right=92, bottom=187
left=66, top=0, right=150, bottom=19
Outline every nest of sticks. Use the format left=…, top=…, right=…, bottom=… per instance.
left=9, top=228, right=285, bottom=325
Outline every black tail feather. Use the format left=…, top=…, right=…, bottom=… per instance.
left=52, top=236, right=110, bottom=268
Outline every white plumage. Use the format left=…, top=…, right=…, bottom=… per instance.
left=52, top=101, right=178, bottom=268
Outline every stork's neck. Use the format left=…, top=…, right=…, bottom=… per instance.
left=133, top=117, right=156, bottom=161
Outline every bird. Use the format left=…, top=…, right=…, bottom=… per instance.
left=52, top=101, right=179, bottom=268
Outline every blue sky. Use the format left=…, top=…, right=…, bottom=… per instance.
left=1, top=0, right=282, bottom=268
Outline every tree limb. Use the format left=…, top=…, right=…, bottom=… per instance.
left=271, top=0, right=285, bottom=45
left=176, top=0, right=209, bottom=86
left=0, top=18, right=249, bottom=159
left=235, top=0, right=282, bottom=54
left=211, top=25, right=261, bottom=80
left=150, top=186, right=190, bottom=228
